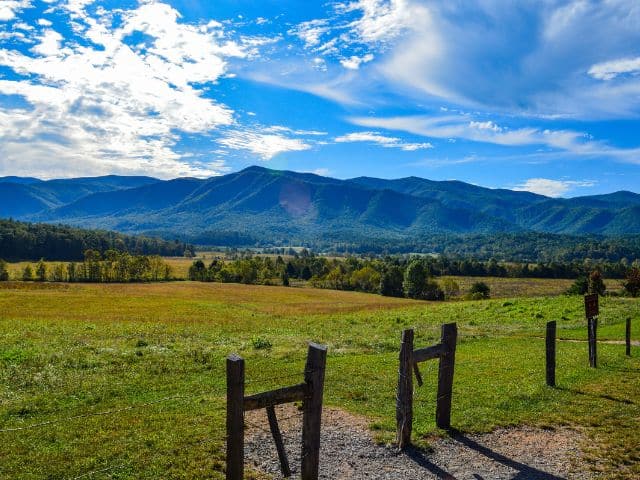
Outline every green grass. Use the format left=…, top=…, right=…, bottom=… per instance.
left=0, top=282, right=638, bottom=478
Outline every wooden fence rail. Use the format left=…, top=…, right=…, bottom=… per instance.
left=226, top=343, right=327, bottom=480
left=396, top=323, right=457, bottom=449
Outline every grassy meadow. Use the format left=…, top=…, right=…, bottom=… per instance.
left=0, top=281, right=638, bottom=479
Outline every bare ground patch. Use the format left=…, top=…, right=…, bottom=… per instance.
left=245, top=405, right=593, bottom=479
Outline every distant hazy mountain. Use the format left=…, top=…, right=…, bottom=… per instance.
left=2, top=166, right=640, bottom=244
left=0, top=175, right=160, bottom=217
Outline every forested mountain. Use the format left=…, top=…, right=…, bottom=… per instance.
left=0, top=219, right=191, bottom=261
left=1, top=167, right=640, bottom=254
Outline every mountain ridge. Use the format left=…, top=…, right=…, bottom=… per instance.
left=1, top=166, right=639, bottom=244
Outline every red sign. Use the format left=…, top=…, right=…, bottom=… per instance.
left=584, top=293, right=599, bottom=319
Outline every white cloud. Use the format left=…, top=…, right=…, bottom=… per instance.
left=335, top=131, right=432, bottom=151
left=0, top=1, right=252, bottom=178
left=37, top=18, right=52, bottom=27
left=219, top=128, right=312, bottom=160
left=513, top=178, right=596, bottom=198
left=589, top=56, right=640, bottom=81
left=337, top=0, right=414, bottom=45
left=349, top=114, right=640, bottom=161
left=340, top=53, right=374, bottom=70
left=289, top=19, right=330, bottom=47
left=0, top=0, right=30, bottom=21
left=30, top=29, right=63, bottom=56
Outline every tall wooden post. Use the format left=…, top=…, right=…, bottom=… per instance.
left=585, top=294, right=598, bottom=368
left=546, top=321, right=556, bottom=387
left=627, top=318, right=632, bottom=357
left=226, top=354, right=245, bottom=480
left=396, top=329, right=414, bottom=449
left=301, top=343, right=327, bottom=480
left=436, top=323, right=457, bottom=429
left=588, top=317, right=598, bottom=368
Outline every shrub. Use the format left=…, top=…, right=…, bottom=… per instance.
left=251, top=336, right=272, bottom=350
left=469, top=281, right=490, bottom=299
left=566, top=276, right=588, bottom=295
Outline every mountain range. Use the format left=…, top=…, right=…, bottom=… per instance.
left=2, top=166, right=640, bottom=246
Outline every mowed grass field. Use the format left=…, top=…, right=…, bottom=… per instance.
left=0, top=281, right=639, bottom=479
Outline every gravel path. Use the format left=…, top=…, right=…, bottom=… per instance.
left=245, top=406, right=593, bottom=479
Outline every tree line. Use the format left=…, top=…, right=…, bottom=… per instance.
left=0, top=219, right=195, bottom=261
left=0, top=250, right=173, bottom=282
left=186, top=252, right=640, bottom=299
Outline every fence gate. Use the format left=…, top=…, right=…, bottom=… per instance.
left=226, top=342, right=327, bottom=480
left=396, top=323, right=457, bottom=449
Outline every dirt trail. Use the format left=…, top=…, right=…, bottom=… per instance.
left=245, top=405, right=593, bottom=479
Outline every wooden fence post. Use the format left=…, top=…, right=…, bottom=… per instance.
left=396, top=329, right=414, bottom=449
left=301, top=343, right=327, bottom=480
left=588, top=317, right=597, bottom=368
left=266, top=405, right=291, bottom=478
left=627, top=318, right=632, bottom=357
left=226, top=354, right=245, bottom=480
left=436, top=323, right=457, bottom=430
left=546, top=321, right=556, bottom=387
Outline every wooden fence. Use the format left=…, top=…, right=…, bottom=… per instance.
left=224, top=296, right=635, bottom=476
left=226, top=343, right=327, bottom=480
left=396, top=323, right=457, bottom=449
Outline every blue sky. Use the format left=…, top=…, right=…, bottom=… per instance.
left=0, top=0, right=639, bottom=197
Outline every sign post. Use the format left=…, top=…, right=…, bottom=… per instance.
left=584, top=294, right=599, bottom=368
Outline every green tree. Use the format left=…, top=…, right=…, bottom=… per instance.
left=188, top=260, right=206, bottom=281
left=350, top=266, right=381, bottom=293
left=624, top=267, right=640, bottom=297
left=0, top=259, right=9, bottom=281
left=403, top=260, right=425, bottom=299
left=35, top=259, right=47, bottom=282
left=22, top=265, right=33, bottom=281
left=379, top=266, right=404, bottom=297
left=588, top=270, right=606, bottom=296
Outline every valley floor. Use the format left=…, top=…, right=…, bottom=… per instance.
left=0, top=282, right=638, bottom=479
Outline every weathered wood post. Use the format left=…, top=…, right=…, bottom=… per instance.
left=546, top=321, right=556, bottom=387
left=627, top=318, right=632, bottom=357
left=226, top=354, right=245, bottom=480
left=301, top=343, right=327, bottom=480
left=396, top=328, right=414, bottom=449
left=266, top=405, right=292, bottom=477
left=585, top=294, right=599, bottom=368
left=436, top=323, right=457, bottom=429
left=588, top=317, right=598, bottom=368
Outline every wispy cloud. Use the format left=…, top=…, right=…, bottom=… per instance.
left=349, top=114, right=640, bottom=162
left=589, top=56, right=640, bottom=81
left=513, top=178, right=596, bottom=197
left=335, top=131, right=432, bottom=151
left=218, top=127, right=313, bottom=160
